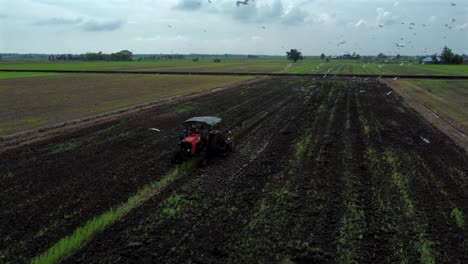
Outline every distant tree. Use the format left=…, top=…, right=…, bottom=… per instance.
left=192, top=58, right=199, bottom=62
left=325, top=57, right=330, bottom=62
left=286, top=49, right=303, bottom=63
left=352, top=52, right=361, bottom=59
left=441, top=46, right=454, bottom=64
left=247, top=55, right=259, bottom=59
left=431, top=54, right=439, bottom=64
left=440, top=46, right=463, bottom=64
left=320, top=53, right=326, bottom=60
left=339, top=52, right=360, bottom=60
left=453, top=54, right=463, bottom=64
left=377, top=53, right=387, bottom=59
left=396, top=54, right=401, bottom=59
left=110, top=50, right=133, bottom=61
left=213, top=58, right=221, bottom=63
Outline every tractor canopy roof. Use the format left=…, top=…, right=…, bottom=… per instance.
left=183, top=116, right=223, bottom=126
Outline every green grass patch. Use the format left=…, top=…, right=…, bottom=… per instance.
left=385, top=148, right=436, bottom=263
left=318, top=104, right=326, bottom=113
left=0, top=59, right=286, bottom=73
left=1, top=59, right=467, bottom=75
left=101, top=132, right=130, bottom=143
left=451, top=208, right=465, bottom=230
left=293, top=135, right=313, bottom=161
left=175, top=102, right=196, bottom=114
left=248, top=133, right=315, bottom=230
left=0, top=72, right=59, bottom=79
left=248, top=198, right=270, bottom=229
left=1, top=171, right=14, bottom=180
left=359, top=116, right=369, bottom=135
left=287, top=78, right=309, bottom=86
left=272, top=186, right=289, bottom=201
left=345, top=118, right=351, bottom=130
left=50, top=142, right=80, bottom=154
left=230, top=129, right=320, bottom=261
left=385, top=150, right=415, bottom=215
left=391, top=80, right=468, bottom=129
left=0, top=74, right=251, bottom=136
left=0, top=118, right=48, bottom=135
left=420, top=240, right=435, bottom=264
left=336, top=136, right=366, bottom=264
left=161, top=194, right=192, bottom=218
left=31, top=160, right=196, bottom=264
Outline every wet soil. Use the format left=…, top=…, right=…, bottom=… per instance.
left=1, top=77, right=467, bottom=263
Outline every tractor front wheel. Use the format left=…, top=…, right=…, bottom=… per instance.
left=171, top=150, right=189, bottom=164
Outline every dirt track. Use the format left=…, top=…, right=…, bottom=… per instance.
left=1, top=77, right=467, bottom=263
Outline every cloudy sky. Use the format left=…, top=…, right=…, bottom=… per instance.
left=0, top=0, right=466, bottom=55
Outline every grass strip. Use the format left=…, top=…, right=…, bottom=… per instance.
left=385, top=149, right=436, bottom=264
left=50, top=142, right=81, bottom=154
left=175, top=102, right=197, bottom=114
left=293, top=135, right=313, bottom=162
left=31, top=160, right=196, bottom=264
left=451, top=208, right=465, bottom=230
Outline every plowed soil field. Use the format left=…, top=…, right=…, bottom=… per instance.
left=1, top=77, right=466, bottom=264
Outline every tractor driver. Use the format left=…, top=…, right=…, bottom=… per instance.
left=179, top=124, right=196, bottom=140
left=179, top=129, right=188, bottom=141
left=200, top=125, right=209, bottom=142
left=189, top=124, right=198, bottom=135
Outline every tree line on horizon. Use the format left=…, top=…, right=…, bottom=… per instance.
left=48, top=50, right=133, bottom=61
left=286, top=45, right=466, bottom=64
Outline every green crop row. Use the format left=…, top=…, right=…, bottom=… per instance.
left=31, top=160, right=197, bottom=264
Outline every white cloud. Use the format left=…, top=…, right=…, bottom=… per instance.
left=376, top=7, right=397, bottom=26
left=1, top=0, right=467, bottom=55
left=309, top=12, right=335, bottom=25
left=455, top=23, right=468, bottom=30
left=281, top=6, right=308, bottom=25
left=136, top=34, right=189, bottom=42
left=355, top=19, right=368, bottom=28
left=251, top=35, right=264, bottom=42
left=135, top=35, right=161, bottom=42
left=178, top=0, right=308, bottom=25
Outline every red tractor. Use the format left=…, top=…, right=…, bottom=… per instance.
left=172, top=116, right=234, bottom=164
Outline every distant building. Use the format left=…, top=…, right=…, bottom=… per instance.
left=421, top=56, right=442, bottom=64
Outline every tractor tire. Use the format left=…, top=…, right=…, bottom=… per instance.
left=208, top=134, right=224, bottom=155
left=171, top=152, right=183, bottom=164
left=226, top=141, right=234, bottom=153
left=171, top=150, right=189, bottom=164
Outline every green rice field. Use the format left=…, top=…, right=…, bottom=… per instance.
left=1, top=59, right=467, bottom=76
